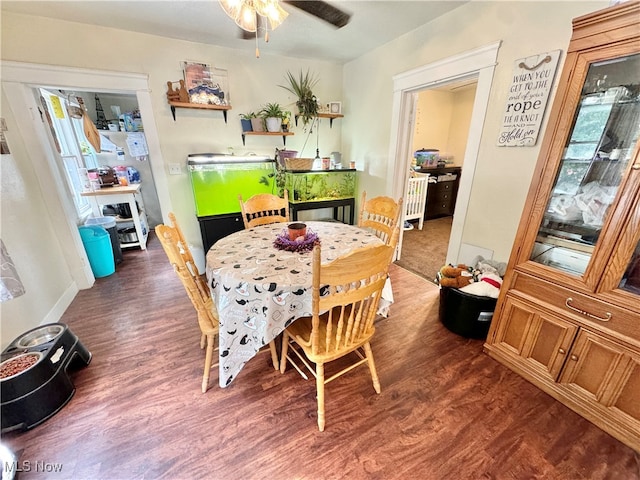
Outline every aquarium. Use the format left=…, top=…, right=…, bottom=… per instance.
left=188, top=154, right=276, bottom=216
left=284, top=169, right=357, bottom=204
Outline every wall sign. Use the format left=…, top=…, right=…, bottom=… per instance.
left=497, top=50, right=561, bottom=147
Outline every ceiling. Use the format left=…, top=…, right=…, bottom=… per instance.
left=1, top=1, right=468, bottom=63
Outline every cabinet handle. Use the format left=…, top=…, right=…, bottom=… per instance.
left=570, top=354, right=578, bottom=361
left=558, top=348, right=566, bottom=354
left=632, top=163, right=640, bottom=170
left=565, top=297, right=611, bottom=322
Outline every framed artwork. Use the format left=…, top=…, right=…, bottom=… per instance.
left=182, top=61, right=213, bottom=90
left=181, top=63, right=230, bottom=106
left=329, top=102, right=342, bottom=114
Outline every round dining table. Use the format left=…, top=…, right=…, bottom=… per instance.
left=205, top=221, right=386, bottom=387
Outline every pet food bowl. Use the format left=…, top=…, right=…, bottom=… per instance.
left=1, top=323, right=91, bottom=433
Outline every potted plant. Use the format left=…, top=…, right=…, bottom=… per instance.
left=279, top=69, right=319, bottom=128
left=281, top=110, right=292, bottom=132
left=260, top=102, right=286, bottom=133
left=250, top=113, right=265, bottom=132
left=239, top=112, right=255, bottom=132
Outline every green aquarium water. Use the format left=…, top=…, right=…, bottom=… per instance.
left=189, top=161, right=276, bottom=216
left=285, top=170, right=357, bottom=203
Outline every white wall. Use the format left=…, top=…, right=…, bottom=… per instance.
left=1, top=11, right=344, bottom=244
left=1, top=90, right=78, bottom=346
left=413, top=90, right=454, bottom=157
left=411, top=87, right=476, bottom=166
left=342, top=1, right=607, bottom=262
left=447, top=86, right=476, bottom=167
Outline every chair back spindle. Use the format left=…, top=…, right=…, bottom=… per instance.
left=239, top=190, right=290, bottom=229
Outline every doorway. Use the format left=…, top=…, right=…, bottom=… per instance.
left=395, top=79, right=478, bottom=282
left=2, top=61, right=172, bottom=289
left=388, top=42, right=501, bottom=273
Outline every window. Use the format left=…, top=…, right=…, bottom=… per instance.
left=39, top=89, right=98, bottom=217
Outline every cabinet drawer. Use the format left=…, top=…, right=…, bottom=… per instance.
left=430, top=191, right=452, bottom=203
left=428, top=182, right=455, bottom=195
left=510, top=272, right=638, bottom=345
left=427, top=203, right=452, bottom=216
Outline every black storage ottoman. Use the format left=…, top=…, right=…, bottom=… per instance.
left=438, top=286, right=497, bottom=339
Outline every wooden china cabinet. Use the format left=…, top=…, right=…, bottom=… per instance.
left=484, top=2, right=640, bottom=451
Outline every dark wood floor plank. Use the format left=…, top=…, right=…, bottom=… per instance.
left=3, top=233, right=638, bottom=479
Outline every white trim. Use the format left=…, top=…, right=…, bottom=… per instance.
left=392, top=42, right=502, bottom=93
left=389, top=42, right=501, bottom=264
left=41, top=283, right=79, bottom=326
left=1, top=61, right=172, bottom=287
left=1, top=61, right=150, bottom=92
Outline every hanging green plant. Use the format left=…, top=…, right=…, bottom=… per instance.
left=279, top=69, right=319, bottom=127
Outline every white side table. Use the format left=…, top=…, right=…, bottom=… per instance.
left=81, top=184, right=148, bottom=250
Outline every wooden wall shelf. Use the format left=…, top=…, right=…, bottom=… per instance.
left=241, top=131, right=294, bottom=146
left=168, top=101, right=232, bottom=123
left=294, top=113, right=344, bottom=128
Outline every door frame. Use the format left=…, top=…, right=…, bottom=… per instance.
left=1, top=61, right=172, bottom=288
left=388, top=42, right=501, bottom=263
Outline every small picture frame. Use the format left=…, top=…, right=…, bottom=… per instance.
left=329, top=102, right=342, bottom=114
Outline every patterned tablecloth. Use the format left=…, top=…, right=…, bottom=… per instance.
left=205, top=221, right=386, bottom=387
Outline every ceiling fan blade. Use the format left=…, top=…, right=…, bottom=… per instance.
left=239, top=28, right=255, bottom=40
left=284, top=0, right=351, bottom=28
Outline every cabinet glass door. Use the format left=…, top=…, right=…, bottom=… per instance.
left=531, top=53, right=640, bottom=275
left=620, top=239, right=640, bottom=295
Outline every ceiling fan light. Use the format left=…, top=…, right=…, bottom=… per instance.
left=219, top=0, right=243, bottom=20
left=265, top=3, right=288, bottom=30
left=235, top=3, right=258, bottom=32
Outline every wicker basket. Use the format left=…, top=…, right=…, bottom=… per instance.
left=284, top=158, right=314, bottom=171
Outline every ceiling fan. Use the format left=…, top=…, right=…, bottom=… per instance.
left=237, top=0, right=352, bottom=40
left=284, top=1, right=351, bottom=28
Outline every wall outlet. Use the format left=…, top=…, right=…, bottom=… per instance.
left=169, top=163, right=181, bottom=175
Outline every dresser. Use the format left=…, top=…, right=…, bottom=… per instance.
left=418, top=166, right=461, bottom=219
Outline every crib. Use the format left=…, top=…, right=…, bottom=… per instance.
left=404, top=172, right=429, bottom=230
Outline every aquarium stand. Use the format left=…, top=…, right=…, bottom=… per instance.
left=289, top=198, right=355, bottom=225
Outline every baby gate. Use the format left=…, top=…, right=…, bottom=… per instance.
left=404, top=172, right=429, bottom=230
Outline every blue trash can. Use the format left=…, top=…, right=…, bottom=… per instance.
left=78, top=226, right=115, bottom=278
left=85, top=216, right=123, bottom=265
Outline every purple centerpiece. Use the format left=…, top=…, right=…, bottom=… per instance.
left=273, top=229, right=320, bottom=253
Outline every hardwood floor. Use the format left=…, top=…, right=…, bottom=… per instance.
left=3, top=233, right=639, bottom=479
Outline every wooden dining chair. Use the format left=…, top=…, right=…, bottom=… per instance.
left=158, top=214, right=280, bottom=387
left=168, top=212, right=215, bottom=350
left=238, top=190, right=290, bottom=229
left=280, top=242, right=396, bottom=431
left=156, top=222, right=219, bottom=393
left=358, top=191, right=403, bottom=245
